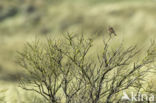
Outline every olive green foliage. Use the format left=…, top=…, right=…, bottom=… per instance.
left=21, top=93, right=47, bottom=103
left=17, top=34, right=156, bottom=103
left=0, top=89, right=7, bottom=103
left=1, top=0, right=156, bottom=83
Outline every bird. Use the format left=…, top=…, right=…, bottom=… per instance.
left=108, top=27, right=117, bottom=37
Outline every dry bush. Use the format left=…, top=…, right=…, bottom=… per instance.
left=17, top=33, right=156, bottom=103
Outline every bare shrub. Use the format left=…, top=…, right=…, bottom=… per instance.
left=17, top=33, right=156, bottom=103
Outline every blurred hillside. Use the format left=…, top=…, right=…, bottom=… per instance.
left=0, top=0, right=156, bottom=82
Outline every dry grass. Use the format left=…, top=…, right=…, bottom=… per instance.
left=0, top=0, right=156, bottom=102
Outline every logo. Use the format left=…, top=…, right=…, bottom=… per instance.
left=121, top=91, right=155, bottom=102
left=121, top=91, right=130, bottom=101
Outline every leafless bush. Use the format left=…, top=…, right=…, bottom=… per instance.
left=17, top=33, right=156, bottom=103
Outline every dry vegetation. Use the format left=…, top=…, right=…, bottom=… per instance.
left=0, top=0, right=156, bottom=102
left=16, top=34, right=156, bottom=103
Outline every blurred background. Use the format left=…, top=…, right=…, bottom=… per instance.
left=0, top=0, right=156, bottom=102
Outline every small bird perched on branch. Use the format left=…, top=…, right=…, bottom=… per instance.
left=108, top=27, right=117, bottom=37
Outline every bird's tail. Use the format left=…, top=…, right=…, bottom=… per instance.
left=114, top=33, right=117, bottom=36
